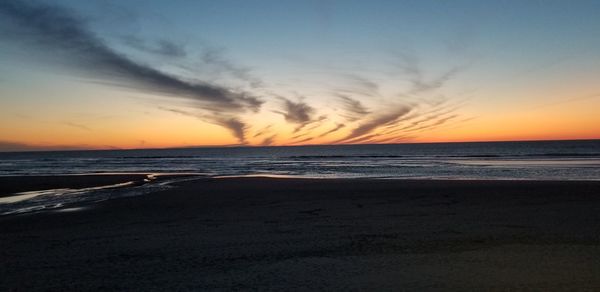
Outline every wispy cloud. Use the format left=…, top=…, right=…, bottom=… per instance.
left=404, top=114, right=459, bottom=133
left=336, top=74, right=380, bottom=97
left=0, top=0, right=478, bottom=147
left=371, top=134, right=415, bottom=144
left=317, top=123, right=345, bottom=138
left=214, top=117, right=247, bottom=144
left=292, top=115, right=327, bottom=134
left=337, top=95, right=370, bottom=122
left=121, top=35, right=186, bottom=58
left=0, top=0, right=262, bottom=113
left=62, top=121, right=91, bottom=131
left=394, top=52, right=466, bottom=96
left=199, top=47, right=264, bottom=88
left=158, top=106, right=249, bottom=144
left=389, top=99, right=465, bottom=133
left=338, top=133, right=379, bottom=144
left=338, top=105, right=412, bottom=143
left=275, top=98, right=316, bottom=124
left=158, top=106, right=196, bottom=117
left=260, top=135, right=277, bottom=146
left=290, top=136, right=316, bottom=145
left=252, top=125, right=273, bottom=138
left=408, top=67, right=462, bottom=95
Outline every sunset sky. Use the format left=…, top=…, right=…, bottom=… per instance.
left=1, top=0, right=599, bottom=151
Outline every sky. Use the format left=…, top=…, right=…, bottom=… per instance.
left=1, top=0, right=599, bottom=151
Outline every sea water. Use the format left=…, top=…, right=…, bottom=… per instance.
left=1, top=140, right=599, bottom=180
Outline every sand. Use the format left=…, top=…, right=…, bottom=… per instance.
left=1, top=177, right=600, bottom=291
left=0, top=174, right=149, bottom=197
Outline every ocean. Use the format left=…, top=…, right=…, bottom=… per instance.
left=1, top=140, right=599, bottom=180
left=1, top=139, right=599, bottom=215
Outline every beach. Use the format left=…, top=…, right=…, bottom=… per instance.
left=2, top=0, right=600, bottom=290
left=1, top=176, right=599, bottom=290
left=0, top=174, right=149, bottom=196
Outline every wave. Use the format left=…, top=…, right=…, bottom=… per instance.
left=286, top=153, right=600, bottom=159
left=115, top=156, right=199, bottom=159
left=523, top=153, right=600, bottom=157
left=446, top=153, right=600, bottom=158
left=288, top=155, right=405, bottom=159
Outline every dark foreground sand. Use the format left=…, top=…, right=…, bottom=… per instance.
left=1, top=177, right=600, bottom=291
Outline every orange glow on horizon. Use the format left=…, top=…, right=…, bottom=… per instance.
left=2, top=86, right=600, bottom=151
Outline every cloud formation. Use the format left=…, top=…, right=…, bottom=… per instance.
left=199, top=47, right=264, bottom=88
left=252, top=125, right=273, bottom=138
left=0, top=1, right=474, bottom=147
left=121, top=35, right=186, bottom=58
left=408, top=67, right=462, bottom=95
left=0, top=0, right=262, bottom=113
left=338, top=95, right=370, bottom=122
left=337, top=74, right=380, bottom=97
left=292, top=115, right=327, bottom=134
left=405, top=114, right=458, bottom=133
left=339, top=106, right=412, bottom=143
left=317, top=123, right=346, bottom=138
left=275, top=98, right=316, bottom=125
left=158, top=106, right=249, bottom=144
left=394, top=52, right=465, bottom=96
left=214, top=117, right=247, bottom=144
left=260, top=135, right=276, bottom=146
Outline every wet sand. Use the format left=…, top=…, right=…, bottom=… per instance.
left=0, top=174, right=149, bottom=197
left=1, top=178, right=600, bottom=291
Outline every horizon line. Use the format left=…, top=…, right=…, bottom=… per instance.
left=1, top=137, right=599, bottom=154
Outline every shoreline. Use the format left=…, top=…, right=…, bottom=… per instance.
left=0, top=173, right=208, bottom=197
left=3, top=172, right=600, bottom=192
left=0, top=173, right=205, bottom=215
left=1, top=177, right=600, bottom=289
left=1, top=174, right=600, bottom=216
left=0, top=173, right=150, bottom=197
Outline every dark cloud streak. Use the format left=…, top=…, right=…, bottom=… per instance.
left=252, top=125, right=273, bottom=138
left=0, top=0, right=262, bottom=113
left=338, top=106, right=412, bottom=143
left=317, top=123, right=345, bottom=138
left=260, top=135, right=276, bottom=146
left=338, top=95, right=370, bottom=122
left=121, top=35, right=186, bottom=58
left=157, top=106, right=249, bottom=144
left=199, top=47, right=264, bottom=88
left=276, top=98, right=316, bottom=124
left=404, top=114, right=458, bottom=133
left=292, top=115, right=326, bottom=134
left=214, top=117, right=247, bottom=144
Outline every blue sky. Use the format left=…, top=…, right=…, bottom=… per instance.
left=1, top=0, right=600, bottom=150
